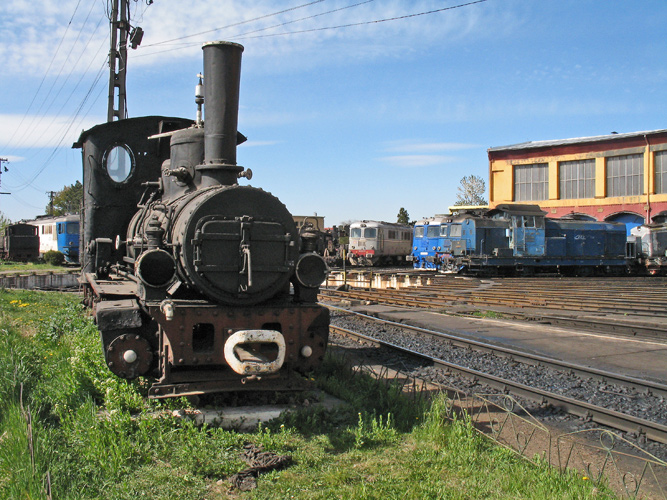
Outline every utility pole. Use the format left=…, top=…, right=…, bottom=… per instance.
left=46, top=190, right=57, bottom=216
left=107, top=0, right=129, bottom=122
left=0, top=158, right=9, bottom=196
left=107, top=0, right=146, bottom=122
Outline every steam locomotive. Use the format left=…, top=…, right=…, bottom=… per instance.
left=75, top=42, right=329, bottom=398
left=0, top=223, right=39, bottom=261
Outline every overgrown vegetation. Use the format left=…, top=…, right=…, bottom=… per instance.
left=42, top=250, right=65, bottom=266
left=0, top=289, right=613, bottom=499
left=468, top=309, right=506, bottom=319
left=0, top=260, right=72, bottom=273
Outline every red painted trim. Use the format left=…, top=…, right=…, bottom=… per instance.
left=543, top=201, right=667, bottom=222
left=349, top=249, right=375, bottom=256
left=489, top=133, right=667, bottom=162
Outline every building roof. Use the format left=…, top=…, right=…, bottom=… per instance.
left=488, top=129, right=667, bottom=153
left=488, top=204, right=547, bottom=217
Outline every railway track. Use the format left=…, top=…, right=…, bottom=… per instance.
left=328, top=307, right=667, bottom=446
left=322, top=274, right=667, bottom=337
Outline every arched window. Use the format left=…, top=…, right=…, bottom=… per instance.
left=605, top=212, right=644, bottom=236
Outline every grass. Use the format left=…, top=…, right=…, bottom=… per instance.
left=0, top=288, right=615, bottom=499
left=467, top=309, right=506, bottom=319
left=0, top=261, right=74, bottom=273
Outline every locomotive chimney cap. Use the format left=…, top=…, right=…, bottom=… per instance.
left=202, top=41, right=244, bottom=51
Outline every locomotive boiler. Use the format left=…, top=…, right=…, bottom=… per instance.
left=75, top=42, right=329, bottom=398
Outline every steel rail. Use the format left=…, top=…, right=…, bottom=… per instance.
left=519, top=313, right=667, bottom=340
left=327, top=305, right=667, bottom=398
left=320, top=286, right=667, bottom=326
left=383, top=286, right=667, bottom=317
left=330, top=322, right=667, bottom=445
left=334, top=273, right=667, bottom=308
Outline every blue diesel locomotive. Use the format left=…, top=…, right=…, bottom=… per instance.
left=411, top=204, right=629, bottom=276
left=412, top=214, right=467, bottom=270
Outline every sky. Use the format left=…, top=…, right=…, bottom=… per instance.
left=0, top=0, right=666, bottom=227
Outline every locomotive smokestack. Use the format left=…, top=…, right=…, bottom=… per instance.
left=202, top=41, right=244, bottom=183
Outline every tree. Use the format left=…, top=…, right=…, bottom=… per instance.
left=454, top=175, right=487, bottom=206
left=397, top=207, right=410, bottom=225
left=46, top=181, right=83, bottom=215
left=0, top=211, right=10, bottom=232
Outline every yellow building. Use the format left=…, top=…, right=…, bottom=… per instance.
left=488, top=129, right=667, bottom=231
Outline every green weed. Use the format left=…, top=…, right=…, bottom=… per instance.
left=469, top=309, right=505, bottom=319
left=0, top=291, right=617, bottom=500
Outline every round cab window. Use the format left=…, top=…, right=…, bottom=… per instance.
left=105, top=145, right=133, bottom=183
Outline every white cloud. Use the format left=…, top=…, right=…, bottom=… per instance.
left=0, top=0, right=505, bottom=76
left=383, top=140, right=481, bottom=153
left=379, top=154, right=456, bottom=168
left=0, top=114, right=102, bottom=149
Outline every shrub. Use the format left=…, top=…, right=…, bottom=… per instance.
left=43, top=250, right=65, bottom=266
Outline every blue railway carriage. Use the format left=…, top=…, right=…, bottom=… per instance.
left=28, top=214, right=80, bottom=263
left=629, top=224, right=667, bottom=275
left=56, top=215, right=80, bottom=263
left=348, top=220, right=412, bottom=266
left=0, top=223, right=40, bottom=261
left=440, top=204, right=628, bottom=275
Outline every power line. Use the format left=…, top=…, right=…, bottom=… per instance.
left=11, top=59, right=109, bottom=193
left=8, top=192, right=48, bottom=211
left=4, top=0, right=84, bottom=151
left=132, top=0, right=377, bottom=58
left=7, top=2, right=105, bottom=155
left=223, top=0, right=377, bottom=41
left=141, top=0, right=327, bottom=48
left=134, top=0, right=489, bottom=58
left=5, top=38, right=109, bottom=192
left=12, top=14, right=108, bottom=157
left=236, top=0, right=490, bottom=40
left=6, top=0, right=491, bottom=195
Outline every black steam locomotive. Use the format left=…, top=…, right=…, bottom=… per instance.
left=75, top=42, right=329, bottom=398
left=0, top=223, right=40, bottom=261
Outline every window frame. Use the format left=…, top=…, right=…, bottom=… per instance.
left=606, top=154, right=643, bottom=197
left=558, top=159, right=595, bottom=200
left=514, top=163, right=548, bottom=202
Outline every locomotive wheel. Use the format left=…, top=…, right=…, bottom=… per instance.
left=576, top=266, right=595, bottom=277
